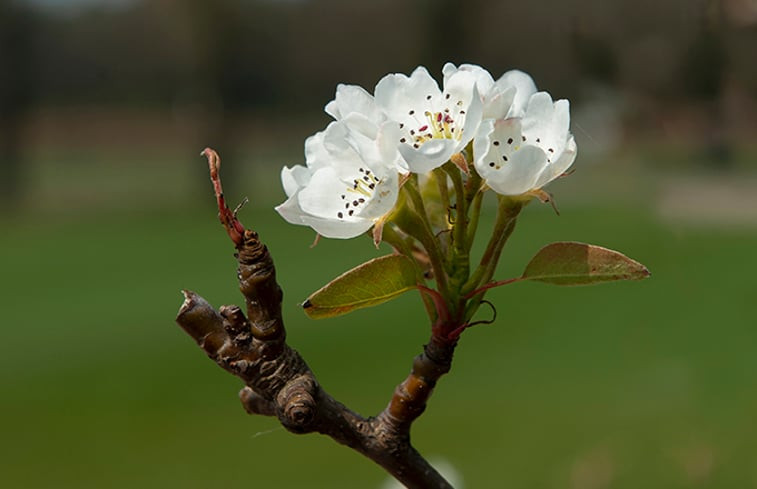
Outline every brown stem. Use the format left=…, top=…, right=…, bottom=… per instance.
left=175, top=149, right=455, bottom=488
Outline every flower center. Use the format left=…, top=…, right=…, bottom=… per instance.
left=398, top=94, right=467, bottom=149
left=486, top=135, right=556, bottom=170
left=336, top=167, right=383, bottom=220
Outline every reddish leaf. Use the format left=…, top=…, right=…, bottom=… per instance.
left=522, top=242, right=650, bottom=286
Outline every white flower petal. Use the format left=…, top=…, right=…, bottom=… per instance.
left=483, top=145, right=548, bottom=196
left=475, top=118, right=550, bottom=195
left=496, top=70, right=537, bottom=118
left=374, top=66, right=441, bottom=122
left=482, top=87, right=515, bottom=120
left=281, top=165, right=312, bottom=197
left=522, top=93, right=571, bottom=160
left=443, top=62, right=495, bottom=96
left=304, top=129, right=330, bottom=168
left=534, top=135, right=577, bottom=189
left=275, top=193, right=372, bottom=238
left=399, top=138, right=456, bottom=173
left=325, top=83, right=382, bottom=123
left=456, top=83, right=483, bottom=149
left=301, top=214, right=374, bottom=239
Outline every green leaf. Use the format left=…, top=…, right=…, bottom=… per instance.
left=302, top=254, right=418, bottom=319
left=521, top=241, right=650, bottom=286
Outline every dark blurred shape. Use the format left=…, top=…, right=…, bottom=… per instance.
left=571, top=19, right=618, bottom=87
left=418, top=0, right=471, bottom=69
left=680, top=0, right=732, bottom=168
left=0, top=0, right=36, bottom=210
left=183, top=0, right=256, bottom=195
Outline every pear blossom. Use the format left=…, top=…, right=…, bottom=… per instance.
left=325, top=83, right=384, bottom=124
left=473, top=91, right=577, bottom=196
left=275, top=118, right=401, bottom=239
left=324, top=83, right=408, bottom=174
left=374, top=66, right=483, bottom=173
left=442, top=63, right=537, bottom=119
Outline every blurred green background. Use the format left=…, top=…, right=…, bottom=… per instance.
left=1, top=0, right=756, bottom=487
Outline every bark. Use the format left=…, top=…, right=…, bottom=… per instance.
left=175, top=149, right=458, bottom=488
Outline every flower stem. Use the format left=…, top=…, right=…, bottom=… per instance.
left=465, top=187, right=484, bottom=251
left=400, top=179, right=451, bottom=302
left=433, top=168, right=451, bottom=218
left=382, top=224, right=436, bottom=321
left=443, top=161, right=467, bottom=257
left=462, top=196, right=523, bottom=298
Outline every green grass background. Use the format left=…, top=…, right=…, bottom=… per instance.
left=1, top=147, right=756, bottom=488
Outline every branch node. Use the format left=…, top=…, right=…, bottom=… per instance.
left=277, top=374, right=318, bottom=433
left=219, top=305, right=252, bottom=345
left=239, top=386, right=276, bottom=417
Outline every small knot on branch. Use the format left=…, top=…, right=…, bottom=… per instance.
left=219, top=305, right=251, bottom=344
left=277, top=375, right=318, bottom=433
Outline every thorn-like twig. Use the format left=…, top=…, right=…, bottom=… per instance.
left=201, top=147, right=247, bottom=247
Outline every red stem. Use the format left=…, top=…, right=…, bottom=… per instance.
left=201, top=147, right=246, bottom=247
left=464, top=277, right=522, bottom=299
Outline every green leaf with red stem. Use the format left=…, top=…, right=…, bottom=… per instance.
left=302, top=254, right=418, bottom=319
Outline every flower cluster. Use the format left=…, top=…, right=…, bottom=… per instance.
left=276, top=63, right=576, bottom=239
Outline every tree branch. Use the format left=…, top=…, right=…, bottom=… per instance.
left=175, top=149, right=457, bottom=488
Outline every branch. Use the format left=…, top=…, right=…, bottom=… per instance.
left=176, top=149, right=457, bottom=488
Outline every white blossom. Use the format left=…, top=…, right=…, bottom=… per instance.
left=275, top=117, right=401, bottom=239
left=374, top=66, right=483, bottom=173
left=474, top=91, right=577, bottom=196
left=442, top=63, right=536, bottom=119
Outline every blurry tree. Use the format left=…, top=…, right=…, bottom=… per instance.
left=680, top=0, right=731, bottom=167
left=182, top=0, right=284, bottom=195
left=0, top=0, right=35, bottom=210
left=571, top=19, right=618, bottom=87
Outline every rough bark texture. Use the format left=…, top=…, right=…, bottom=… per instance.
left=175, top=149, right=458, bottom=488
